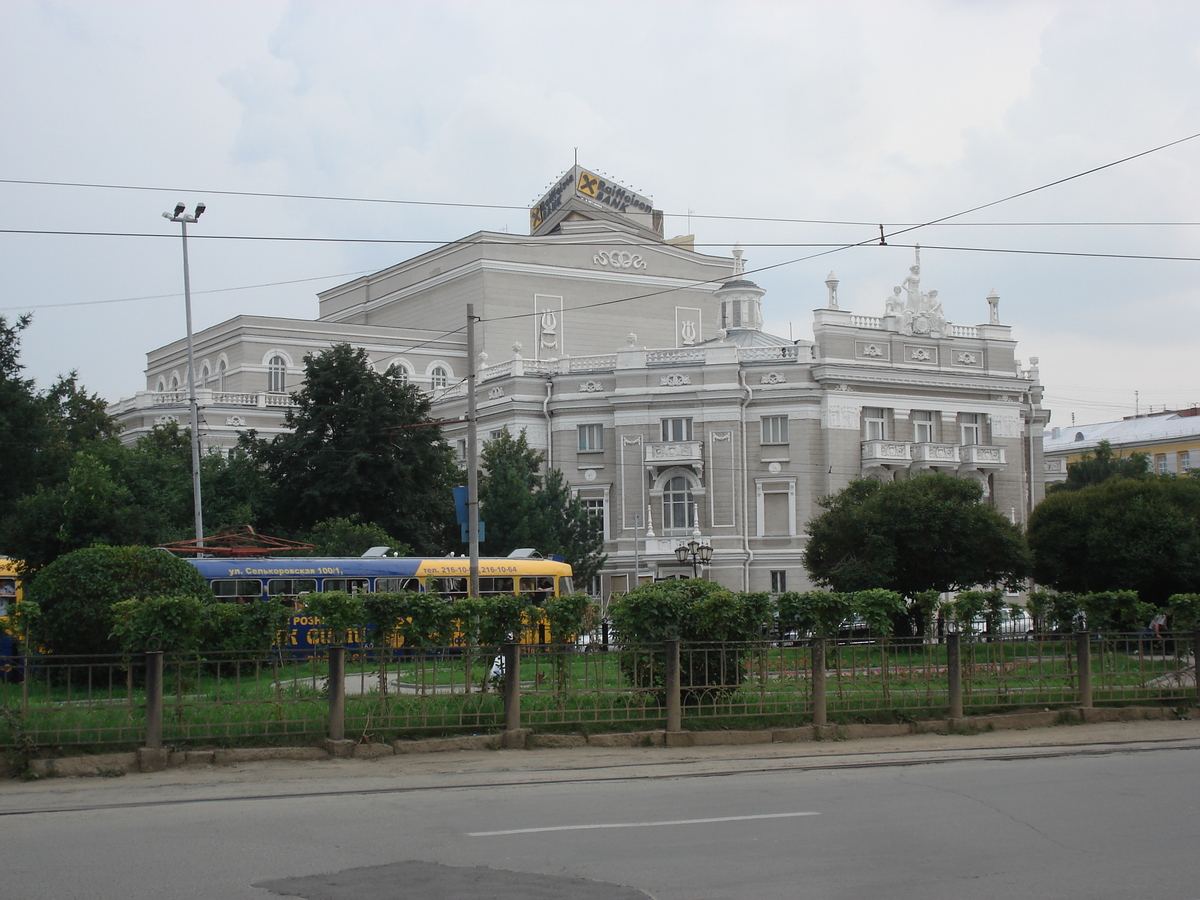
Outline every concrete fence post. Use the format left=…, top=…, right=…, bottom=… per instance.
left=144, top=650, right=164, bottom=750
left=811, top=638, right=827, bottom=727
left=947, top=633, right=964, bottom=720
left=503, top=642, right=521, bottom=732
left=664, top=639, right=682, bottom=733
left=1076, top=631, right=1093, bottom=709
left=327, top=645, right=346, bottom=742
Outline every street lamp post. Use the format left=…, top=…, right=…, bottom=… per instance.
left=162, top=202, right=206, bottom=545
left=674, top=539, right=713, bottom=579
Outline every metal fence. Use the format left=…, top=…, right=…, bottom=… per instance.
left=1, top=632, right=1196, bottom=753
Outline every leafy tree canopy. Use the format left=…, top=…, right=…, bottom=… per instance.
left=478, top=428, right=606, bottom=585
left=255, top=344, right=458, bottom=554
left=1028, top=475, right=1200, bottom=606
left=24, top=545, right=213, bottom=656
left=302, top=516, right=412, bottom=557
left=803, top=473, right=1032, bottom=598
left=1048, top=439, right=1149, bottom=493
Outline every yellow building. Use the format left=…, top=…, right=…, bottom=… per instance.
left=1043, top=409, right=1200, bottom=485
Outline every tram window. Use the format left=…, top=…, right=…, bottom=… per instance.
left=519, top=576, right=555, bottom=603
left=558, top=576, right=573, bottom=595
left=478, top=577, right=514, bottom=595
left=267, top=579, right=317, bottom=598
left=212, top=579, right=264, bottom=602
left=376, top=577, right=421, bottom=593
left=436, top=577, right=468, bottom=597
left=322, top=578, right=370, bottom=594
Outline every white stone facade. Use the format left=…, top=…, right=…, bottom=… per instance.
left=112, top=168, right=1049, bottom=597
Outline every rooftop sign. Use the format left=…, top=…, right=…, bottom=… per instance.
left=530, top=165, right=656, bottom=235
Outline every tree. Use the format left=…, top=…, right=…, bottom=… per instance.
left=24, top=545, right=213, bottom=656
left=1048, top=439, right=1149, bottom=493
left=1028, top=475, right=1200, bottom=607
left=803, top=474, right=1032, bottom=600
left=255, top=344, right=458, bottom=554
left=303, top=516, right=412, bottom=557
left=478, top=429, right=606, bottom=585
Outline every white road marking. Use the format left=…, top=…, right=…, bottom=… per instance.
left=468, top=811, right=820, bottom=837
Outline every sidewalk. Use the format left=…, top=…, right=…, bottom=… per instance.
left=5, top=709, right=1200, bottom=799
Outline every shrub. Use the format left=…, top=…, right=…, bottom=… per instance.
left=25, top=546, right=212, bottom=656
left=110, top=594, right=208, bottom=654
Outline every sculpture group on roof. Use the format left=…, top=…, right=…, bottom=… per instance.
left=885, top=246, right=947, bottom=336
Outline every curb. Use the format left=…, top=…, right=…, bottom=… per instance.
left=17, top=706, right=1198, bottom=778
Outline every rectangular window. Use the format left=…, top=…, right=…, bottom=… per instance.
left=863, top=407, right=887, bottom=441
left=478, top=576, right=515, bottom=595
left=770, top=571, right=787, bottom=593
left=212, top=579, right=264, bottom=601
left=578, top=424, right=604, bottom=452
left=586, top=575, right=602, bottom=598
left=321, top=578, right=370, bottom=594
left=761, top=415, right=789, bottom=445
left=267, top=579, right=317, bottom=599
left=913, top=410, right=935, bottom=443
left=1157, top=454, right=1169, bottom=474
left=1182, top=451, right=1192, bottom=472
left=455, top=439, right=467, bottom=459
left=661, top=417, right=693, bottom=442
left=581, top=498, right=605, bottom=518
left=375, top=577, right=421, bottom=593
left=763, top=492, right=789, bottom=535
left=960, top=413, right=981, bottom=445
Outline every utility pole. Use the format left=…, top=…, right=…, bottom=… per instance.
left=466, top=304, right=480, bottom=597
left=162, top=202, right=206, bottom=545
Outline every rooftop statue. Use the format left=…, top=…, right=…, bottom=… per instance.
left=892, top=246, right=948, bottom=336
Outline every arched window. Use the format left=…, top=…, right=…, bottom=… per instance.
left=199, top=364, right=209, bottom=389
left=170, top=374, right=179, bottom=391
left=391, top=363, right=411, bottom=386
left=155, top=378, right=166, bottom=392
left=268, top=356, right=287, bottom=393
left=662, top=476, right=695, bottom=531
left=217, top=359, right=227, bottom=392
left=430, top=365, right=448, bottom=390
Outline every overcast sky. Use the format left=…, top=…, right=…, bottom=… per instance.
left=2, top=0, right=1197, bottom=429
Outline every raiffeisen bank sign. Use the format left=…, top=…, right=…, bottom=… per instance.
left=529, top=165, right=660, bottom=238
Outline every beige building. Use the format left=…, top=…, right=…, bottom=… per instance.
left=1043, top=409, right=1200, bottom=484
left=112, top=166, right=1049, bottom=596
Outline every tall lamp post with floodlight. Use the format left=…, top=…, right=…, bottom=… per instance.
left=674, top=539, right=713, bottom=579
left=162, top=201, right=206, bottom=545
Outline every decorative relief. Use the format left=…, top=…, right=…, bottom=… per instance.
left=593, top=249, right=647, bottom=270
left=861, top=343, right=885, bottom=358
left=824, top=404, right=862, bottom=431
left=990, top=413, right=1022, bottom=439
left=660, top=373, right=692, bottom=387
left=759, top=372, right=787, bottom=385
left=155, top=415, right=180, bottom=426
left=584, top=469, right=597, bottom=482
left=956, top=352, right=978, bottom=365
left=225, top=415, right=247, bottom=427
left=680, top=320, right=697, bottom=345
left=579, top=380, right=604, bottom=392
left=768, top=462, right=782, bottom=474
left=833, top=383, right=854, bottom=392
left=539, top=309, right=558, bottom=350
left=910, top=347, right=933, bottom=362
left=488, top=387, right=504, bottom=400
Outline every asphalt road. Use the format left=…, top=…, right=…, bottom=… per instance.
left=4, top=721, right=1200, bottom=900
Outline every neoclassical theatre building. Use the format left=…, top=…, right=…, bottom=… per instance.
left=111, top=166, right=1050, bottom=596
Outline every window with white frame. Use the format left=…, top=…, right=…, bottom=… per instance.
left=863, top=407, right=887, bottom=440
left=267, top=356, right=287, bottom=393
left=1182, top=450, right=1192, bottom=472
left=170, top=373, right=179, bottom=391
left=199, top=364, right=209, bottom=389
left=662, top=476, right=695, bottom=530
left=393, top=364, right=410, bottom=386
left=217, top=360, right=227, bottom=392
left=1157, top=454, right=1169, bottom=474
left=156, top=378, right=166, bottom=392
left=661, top=417, right=693, bottom=442
left=770, top=571, right=787, bottom=593
left=761, top=415, right=788, bottom=445
left=960, top=413, right=981, bottom=445
left=912, top=410, right=935, bottom=443
left=430, top=365, right=449, bottom=390
left=578, top=424, right=603, bottom=452
left=581, top=497, right=606, bottom=538
left=455, top=439, right=467, bottom=459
